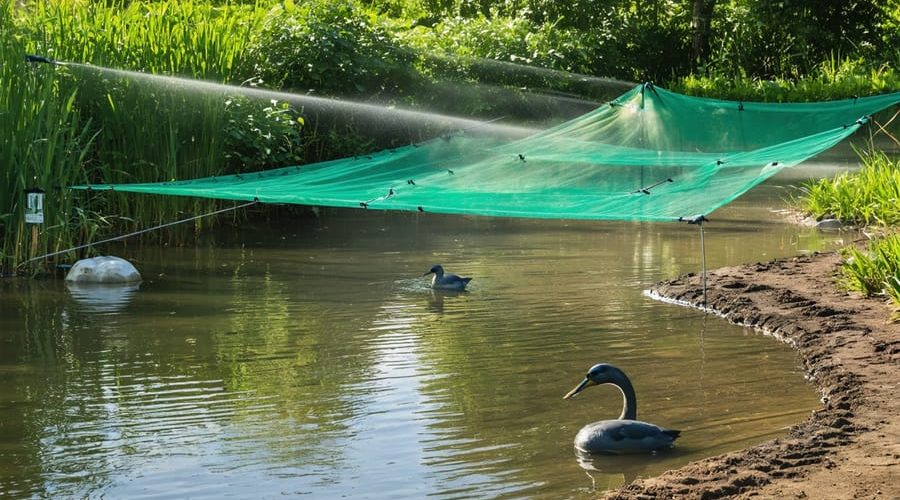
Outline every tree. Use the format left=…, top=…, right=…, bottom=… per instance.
left=691, top=0, right=716, bottom=67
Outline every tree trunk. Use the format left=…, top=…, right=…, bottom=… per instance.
left=691, top=0, right=716, bottom=67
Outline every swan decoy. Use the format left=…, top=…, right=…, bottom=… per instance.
left=424, top=264, right=471, bottom=291
left=563, top=363, right=680, bottom=454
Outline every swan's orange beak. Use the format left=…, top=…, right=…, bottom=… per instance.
left=563, top=377, right=595, bottom=400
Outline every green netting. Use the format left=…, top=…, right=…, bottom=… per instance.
left=73, top=84, right=900, bottom=221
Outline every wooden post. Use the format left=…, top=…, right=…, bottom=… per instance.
left=25, top=187, right=45, bottom=268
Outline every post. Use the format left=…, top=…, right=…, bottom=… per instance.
left=25, top=187, right=45, bottom=265
left=679, top=214, right=709, bottom=308
left=699, top=220, right=707, bottom=307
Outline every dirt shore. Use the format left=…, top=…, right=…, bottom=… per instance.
left=607, top=251, right=899, bottom=499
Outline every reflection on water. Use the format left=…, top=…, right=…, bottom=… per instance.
left=0, top=166, right=861, bottom=499
left=575, top=449, right=678, bottom=491
left=66, top=281, right=141, bottom=314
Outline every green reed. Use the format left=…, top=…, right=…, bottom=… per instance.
left=796, top=149, right=900, bottom=226
left=3, top=0, right=275, bottom=274
left=0, top=3, right=96, bottom=275
left=21, top=0, right=263, bottom=78
left=840, top=234, right=900, bottom=321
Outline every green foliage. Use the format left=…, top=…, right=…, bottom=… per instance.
left=0, top=1, right=96, bottom=275
left=300, top=123, right=376, bottom=164
left=396, top=15, right=624, bottom=120
left=703, top=0, right=888, bottom=79
left=672, top=56, right=900, bottom=101
left=224, top=97, right=305, bottom=170
left=604, top=1, right=692, bottom=82
left=394, top=1, right=691, bottom=83
left=403, top=15, right=593, bottom=73
left=20, top=0, right=263, bottom=78
left=249, top=1, right=420, bottom=99
left=795, top=149, right=900, bottom=226
left=0, top=0, right=300, bottom=272
left=839, top=234, right=900, bottom=320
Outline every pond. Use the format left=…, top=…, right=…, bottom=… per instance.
left=0, top=156, right=863, bottom=498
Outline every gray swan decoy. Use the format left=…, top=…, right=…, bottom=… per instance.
left=563, top=363, right=680, bottom=454
left=424, top=264, right=471, bottom=291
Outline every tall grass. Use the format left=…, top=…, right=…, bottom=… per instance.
left=2, top=0, right=288, bottom=274
left=840, top=234, right=900, bottom=321
left=0, top=1, right=95, bottom=275
left=21, top=0, right=263, bottom=78
left=21, top=0, right=269, bottom=221
left=795, top=149, right=900, bottom=226
left=672, top=55, right=900, bottom=102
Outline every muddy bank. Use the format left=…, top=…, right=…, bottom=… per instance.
left=607, top=251, right=899, bottom=499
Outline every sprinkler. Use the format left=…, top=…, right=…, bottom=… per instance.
left=25, top=54, right=57, bottom=65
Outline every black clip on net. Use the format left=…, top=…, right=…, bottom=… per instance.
left=632, top=177, right=673, bottom=195
left=678, top=214, right=708, bottom=225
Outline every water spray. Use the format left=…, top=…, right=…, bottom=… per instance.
left=68, top=64, right=538, bottom=139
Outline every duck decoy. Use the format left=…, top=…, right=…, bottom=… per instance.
left=423, top=264, right=471, bottom=291
left=563, top=363, right=680, bottom=454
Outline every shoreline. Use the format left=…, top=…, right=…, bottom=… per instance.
left=607, top=251, right=899, bottom=499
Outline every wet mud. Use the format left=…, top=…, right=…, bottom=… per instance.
left=609, top=251, right=899, bottom=499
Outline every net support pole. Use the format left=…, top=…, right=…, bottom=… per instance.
left=699, top=221, right=707, bottom=307
left=679, top=214, right=709, bottom=307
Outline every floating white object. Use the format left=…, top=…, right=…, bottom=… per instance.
left=65, top=256, right=142, bottom=283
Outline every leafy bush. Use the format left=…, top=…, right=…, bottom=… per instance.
left=223, top=96, right=305, bottom=170
left=249, top=1, right=420, bottom=99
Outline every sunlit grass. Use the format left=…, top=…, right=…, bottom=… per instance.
left=1, top=0, right=274, bottom=274
left=0, top=1, right=96, bottom=275
left=672, top=55, right=900, bottom=101
left=795, top=148, right=900, bottom=226
left=840, top=234, right=900, bottom=321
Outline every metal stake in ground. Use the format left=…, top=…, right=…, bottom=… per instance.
left=678, top=214, right=709, bottom=307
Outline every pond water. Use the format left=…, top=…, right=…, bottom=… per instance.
left=0, top=156, right=864, bottom=498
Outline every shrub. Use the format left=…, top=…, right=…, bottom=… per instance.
left=249, top=1, right=420, bottom=99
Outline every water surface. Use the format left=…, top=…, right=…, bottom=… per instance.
left=0, top=162, right=861, bottom=499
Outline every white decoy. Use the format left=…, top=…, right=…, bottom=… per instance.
left=423, top=264, right=471, bottom=291
left=563, top=363, right=680, bottom=454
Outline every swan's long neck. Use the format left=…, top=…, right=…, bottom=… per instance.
left=612, top=376, right=637, bottom=420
